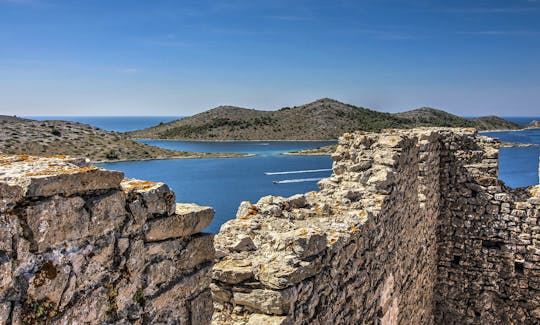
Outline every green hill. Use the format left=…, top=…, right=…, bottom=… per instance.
left=129, top=99, right=521, bottom=140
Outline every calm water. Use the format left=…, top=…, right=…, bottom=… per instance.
left=503, top=117, right=540, bottom=127
left=26, top=116, right=181, bottom=132
left=483, top=127, right=540, bottom=188
left=29, top=115, right=539, bottom=230
left=139, top=139, right=336, bottom=155
left=98, top=151, right=332, bottom=233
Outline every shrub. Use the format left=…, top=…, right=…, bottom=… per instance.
left=105, top=150, right=119, bottom=160
left=51, top=128, right=61, bottom=136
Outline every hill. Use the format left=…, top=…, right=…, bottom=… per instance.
left=0, top=116, right=241, bottom=162
left=394, top=107, right=475, bottom=128
left=129, top=99, right=520, bottom=140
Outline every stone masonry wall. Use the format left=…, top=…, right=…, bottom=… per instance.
left=0, top=155, right=215, bottom=324
left=213, top=130, right=444, bottom=324
left=435, top=131, right=540, bottom=324
left=212, top=128, right=540, bottom=324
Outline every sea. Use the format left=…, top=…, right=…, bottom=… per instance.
left=26, top=115, right=540, bottom=233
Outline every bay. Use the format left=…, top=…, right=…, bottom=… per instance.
left=98, top=152, right=332, bottom=233
left=27, top=115, right=539, bottom=230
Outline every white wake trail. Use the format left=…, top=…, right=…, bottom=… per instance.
left=264, top=168, right=332, bottom=175
left=273, top=177, right=323, bottom=184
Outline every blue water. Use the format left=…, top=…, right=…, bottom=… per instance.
left=139, top=140, right=336, bottom=155
left=25, top=116, right=181, bottom=132
left=98, top=153, right=332, bottom=233
left=483, top=128, right=540, bottom=145
left=27, top=115, right=538, bottom=230
left=502, top=117, right=540, bottom=127
left=483, top=128, right=540, bottom=188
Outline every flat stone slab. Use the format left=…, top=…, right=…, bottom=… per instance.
left=145, top=203, right=214, bottom=241
left=0, top=155, right=123, bottom=200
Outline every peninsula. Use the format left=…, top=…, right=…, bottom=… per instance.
left=0, top=116, right=242, bottom=162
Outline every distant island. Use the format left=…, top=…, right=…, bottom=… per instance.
left=128, top=98, right=521, bottom=141
left=526, top=120, right=540, bottom=129
left=0, top=99, right=525, bottom=162
left=0, top=116, right=243, bottom=162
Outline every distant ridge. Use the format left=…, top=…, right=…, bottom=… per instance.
left=0, top=116, right=242, bottom=162
left=128, top=99, right=521, bottom=140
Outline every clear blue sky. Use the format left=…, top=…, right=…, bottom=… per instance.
left=1, top=0, right=539, bottom=116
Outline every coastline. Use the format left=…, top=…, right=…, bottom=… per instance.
left=480, top=127, right=539, bottom=134
left=92, top=152, right=253, bottom=164
left=132, top=137, right=339, bottom=142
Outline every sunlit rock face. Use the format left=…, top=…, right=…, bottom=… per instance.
left=0, top=155, right=214, bottom=324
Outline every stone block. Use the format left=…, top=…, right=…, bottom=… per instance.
left=24, top=195, right=91, bottom=251
left=145, top=203, right=214, bottom=241
left=213, top=259, right=254, bottom=284
left=85, top=190, right=127, bottom=234
left=0, top=156, right=123, bottom=198
left=247, top=314, right=288, bottom=325
left=121, top=179, right=176, bottom=216
left=233, top=289, right=290, bottom=315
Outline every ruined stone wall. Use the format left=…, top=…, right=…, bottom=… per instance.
left=212, top=130, right=445, bottom=324
left=0, top=155, right=215, bottom=324
left=2, top=128, right=539, bottom=325
left=212, top=128, right=540, bottom=324
left=435, top=132, right=540, bottom=324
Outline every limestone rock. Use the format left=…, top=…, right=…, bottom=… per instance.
left=0, top=155, right=215, bottom=324
left=145, top=203, right=214, bottom=241
left=233, top=289, right=290, bottom=315
left=121, top=178, right=176, bottom=216
left=213, top=259, right=254, bottom=284
left=0, top=155, right=123, bottom=198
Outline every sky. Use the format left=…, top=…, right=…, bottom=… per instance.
left=0, top=0, right=539, bottom=116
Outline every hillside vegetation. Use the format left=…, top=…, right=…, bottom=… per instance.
left=0, top=116, right=240, bottom=162
left=129, top=99, right=520, bottom=140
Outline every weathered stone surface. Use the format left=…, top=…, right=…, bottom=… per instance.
left=121, top=178, right=176, bottom=216
left=213, top=259, right=254, bottom=284
left=191, top=289, right=213, bottom=325
left=247, top=314, right=288, bottom=325
left=0, top=302, right=10, bottom=324
left=145, top=203, right=214, bottom=241
left=212, top=128, right=540, bottom=325
left=0, top=155, right=123, bottom=198
left=27, top=260, right=71, bottom=305
left=233, top=289, right=290, bottom=315
left=145, top=264, right=212, bottom=319
left=0, top=155, right=214, bottom=324
left=24, top=195, right=91, bottom=251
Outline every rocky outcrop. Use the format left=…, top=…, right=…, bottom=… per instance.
left=212, top=128, right=540, bottom=324
left=0, top=155, right=215, bottom=324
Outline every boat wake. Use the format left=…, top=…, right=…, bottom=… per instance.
left=264, top=168, right=332, bottom=175
left=273, top=177, right=323, bottom=184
